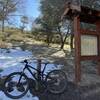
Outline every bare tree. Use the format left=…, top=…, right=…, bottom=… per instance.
left=20, top=16, right=28, bottom=33
left=0, top=0, right=25, bottom=32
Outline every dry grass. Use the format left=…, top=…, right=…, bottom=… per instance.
left=7, top=33, right=25, bottom=42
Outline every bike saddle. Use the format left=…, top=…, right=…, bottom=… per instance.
left=24, top=60, right=28, bottom=64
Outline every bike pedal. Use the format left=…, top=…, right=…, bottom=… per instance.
left=17, top=86, right=25, bottom=92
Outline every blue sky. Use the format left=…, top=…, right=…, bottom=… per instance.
left=24, top=0, right=41, bottom=30
left=10, top=0, right=40, bottom=30
left=25, top=0, right=40, bottom=18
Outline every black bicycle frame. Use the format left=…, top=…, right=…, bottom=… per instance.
left=22, top=63, right=48, bottom=81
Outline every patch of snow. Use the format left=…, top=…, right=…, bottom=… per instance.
left=0, top=91, right=39, bottom=100
left=51, top=50, right=65, bottom=57
left=0, top=48, right=32, bottom=69
left=0, top=48, right=39, bottom=100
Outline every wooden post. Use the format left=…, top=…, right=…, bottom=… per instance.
left=37, top=59, right=41, bottom=80
left=96, top=20, right=100, bottom=75
left=74, top=16, right=81, bottom=83
left=36, top=59, right=41, bottom=90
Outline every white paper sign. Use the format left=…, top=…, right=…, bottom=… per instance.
left=81, top=35, right=98, bottom=56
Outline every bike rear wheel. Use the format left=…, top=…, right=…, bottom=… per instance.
left=3, top=72, right=29, bottom=99
left=46, top=70, right=67, bottom=94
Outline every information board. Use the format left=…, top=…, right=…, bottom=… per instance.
left=81, top=35, right=98, bottom=56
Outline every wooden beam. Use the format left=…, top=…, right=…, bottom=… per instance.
left=61, top=7, right=70, bottom=20
left=81, top=56, right=100, bottom=61
left=74, top=16, right=81, bottom=83
left=61, top=4, right=100, bottom=23
left=96, top=20, right=100, bottom=75
left=80, top=29, right=99, bottom=35
left=61, top=3, right=81, bottom=20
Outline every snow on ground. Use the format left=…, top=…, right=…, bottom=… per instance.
left=0, top=48, right=32, bottom=68
left=0, top=91, right=39, bottom=100
left=0, top=48, right=39, bottom=100
left=0, top=48, right=59, bottom=100
left=51, top=50, right=66, bottom=57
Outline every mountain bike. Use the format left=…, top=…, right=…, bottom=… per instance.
left=3, top=59, right=67, bottom=99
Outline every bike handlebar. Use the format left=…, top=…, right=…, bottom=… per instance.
left=20, top=58, right=53, bottom=65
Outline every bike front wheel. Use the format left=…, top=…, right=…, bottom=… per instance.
left=46, top=70, right=67, bottom=94
left=3, top=72, right=29, bottom=99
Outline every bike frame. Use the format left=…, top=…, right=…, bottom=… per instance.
left=21, top=62, right=48, bottom=81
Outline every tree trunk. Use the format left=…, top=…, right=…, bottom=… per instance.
left=57, top=26, right=65, bottom=49
left=2, top=19, right=4, bottom=32
left=59, top=33, right=64, bottom=49
left=49, top=35, right=53, bottom=44
left=60, top=41, right=64, bottom=49
left=46, top=34, right=52, bottom=46
left=70, top=34, right=74, bottom=51
left=60, top=33, right=68, bottom=50
left=59, top=25, right=70, bottom=50
left=2, top=6, right=5, bottom=32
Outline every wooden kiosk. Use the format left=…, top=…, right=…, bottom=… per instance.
left=62, top=3, right=100, bottom=83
